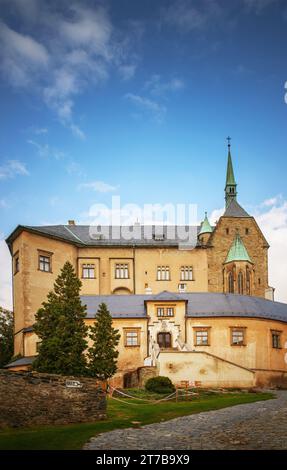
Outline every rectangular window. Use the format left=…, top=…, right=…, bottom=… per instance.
left=271, top=330, right=281, bottom=349
left=166, top=307, right=174, bottom=317
left=231, top=328, right=246, bottom=346
left=157, top=307, right=175, bottom=317
left=82, top=264, right=95, bottom=279
left=157, top=266, right=170, bottom=281
left=178, top=283, right=187, bottom=292
left=157, top=307, right=165, bottom=317
left=125, top=330, right=140, bottom=347
left=115, top=263, right=129, bottom=279
left=194, top=328, right=210, bottom=346
left=39, top=255, right=51, bottom=272
left=180, top=266, right=193, bottom=281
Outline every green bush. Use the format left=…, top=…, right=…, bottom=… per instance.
left=145, top=376, right=175, bottom=394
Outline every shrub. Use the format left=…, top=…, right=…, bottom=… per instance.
left=145, top=376, right=175, bottom=394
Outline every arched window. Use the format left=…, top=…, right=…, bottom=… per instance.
left=228, top=272, right=234, bottom=293
left=246, top=269, right=251, bottom=295
left=238, top=272, right=244, bottom=295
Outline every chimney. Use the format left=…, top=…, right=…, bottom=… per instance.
left=68, top=220, right=76, bottom=226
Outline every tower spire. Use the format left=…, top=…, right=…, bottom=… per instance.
left=225, top=137, right=237, bottom=208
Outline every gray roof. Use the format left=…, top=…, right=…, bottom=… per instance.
left=223, top=199, right=250, bottom=218
left=5, top=356, right=35, bottom=368
left=7, top=224, right=200, bottom=249
left=81, top=292, right=287, bottom=323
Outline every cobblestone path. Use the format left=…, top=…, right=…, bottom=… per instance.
left=84, top=391, right=287, bottom=450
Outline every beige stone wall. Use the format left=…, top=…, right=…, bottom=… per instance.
left=207, top=217, right=269, bottom=298
left=20, top=315, right=287, bottom=388
left=134, top=247, right=208, bottom=294
left=186, top=317, right=287, bottom=372
left=23, top=317, right=148, bottom=373
left=158, top=350, right=256, bottom=388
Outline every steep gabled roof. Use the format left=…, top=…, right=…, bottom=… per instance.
left=223, top=199, right=250, bottom=218
left=225, top=232, right=252, bottom=264
left=147, top=290, right=186, bottom=302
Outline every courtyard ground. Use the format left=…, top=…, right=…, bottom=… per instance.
left=0, top=389, right=273, bottom=450
left=85, top=390, right=287, bottom=450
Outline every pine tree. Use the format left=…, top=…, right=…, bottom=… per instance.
left=33, top=261, right=88, bottom=376
left=87, top=303, right=120, bottom=380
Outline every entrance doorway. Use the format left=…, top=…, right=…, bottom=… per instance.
left=157, top=332, right=172, bottom=349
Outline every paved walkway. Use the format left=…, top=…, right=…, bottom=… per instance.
left=84, top=391, right=287, bottom=450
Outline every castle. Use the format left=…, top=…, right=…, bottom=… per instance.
left=5, top=143, right=287, bottom=388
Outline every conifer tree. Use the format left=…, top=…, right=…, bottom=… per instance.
left=33, top=261, right=88, bottom=376
left=0, top=307, right=14, bottom=368
left=87, top=303, right=120, bottom=380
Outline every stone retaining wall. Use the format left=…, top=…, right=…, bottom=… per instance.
left=0, top=370, right=106, bottom=428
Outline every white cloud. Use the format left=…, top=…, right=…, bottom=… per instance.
left=27, top=139, right=66, bottom=159
left=261, top=195, right=282, bottom=207
left=0, top=20, right=49, bottom=86
left=144, top=74, right=185, bottom=96
left=66, top=161, right=85, bottom=177
left=79, top=181, right=118, bottom=193
left=0, top=160, right=29, bottom=179
left=161, top=0, right=224, bottom=34
left=33, top=127, right=48, bottom=135
left=256, top=201, right=287, bottom=303
left=125, top=93, right=167, bottom=122
left=0, top=2, right=140, bottom=138
left=0, top=236, right=12, bottom=310
left=118, top=64, right=137, bottom=81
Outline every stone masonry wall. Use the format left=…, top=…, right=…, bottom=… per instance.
left=207, top=217, right=269, bottom=297
left=0, top=370, right=106, bottom=428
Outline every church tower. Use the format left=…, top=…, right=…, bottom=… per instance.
left=225, top=137, right=237, bottom=208
left=223, top=231, right=254, bottom=295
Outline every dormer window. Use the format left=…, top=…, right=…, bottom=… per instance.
left=153, top=234, right=165, bottom=241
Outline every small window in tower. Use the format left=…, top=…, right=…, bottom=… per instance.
left=14, top=255, right=19, bottom=274
left=226, top=228, right=229, bottom=235
left=228, top=272, right=234, bottom=293
left=245, top=228, right=249, bottom=235
left=38, top=252, right=52, bottom=272
left=271, top=330, right=281, bottom=349
left=238, top=272, right=244, bottom=295
left=258, top=278, right=261, bottom=285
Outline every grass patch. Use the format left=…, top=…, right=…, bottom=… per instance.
left=0, top=391, right=274, bottom=450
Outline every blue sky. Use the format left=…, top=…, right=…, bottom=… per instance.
left=1, top=0, right=287, bottom=307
